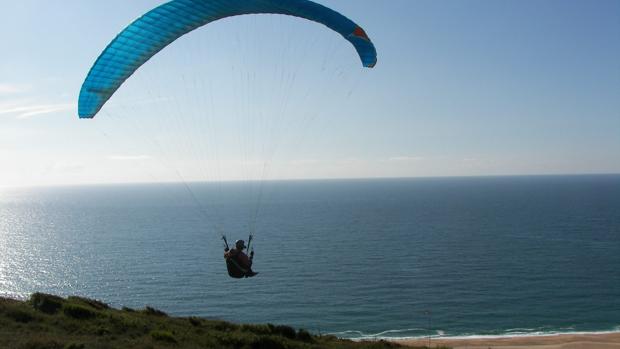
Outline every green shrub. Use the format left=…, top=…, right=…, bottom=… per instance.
left=297, top=328, right=314, bottom=342
left=143, top=306, right=167, bottom=317
left=241, top=323, right=271, bottom=335
left=188, top=316, right=202, bottom=327
left=30, top=293, right=63, bottom=314
left=213, top=331, right=251, bottom=348
left=272, top=325, right=297, bottom=339
left=151, top=330, right=177, bottom=343
left=121, top=306, right=135, bottom=312
left=63, top=304, right=97, bottom=319
left=251, top=336, right=288, bottom=349
left=211, top=320, right=238, bottom=332
left=107, top=313, right=138, bottom=333
left=67, top=296, right=109, bottom=310
left=7, top=309, right=35, bottom=323
left=19, top=338, right=64, bottom=349
left=64, top=344, right=85, bottom=349
left=320, top=335, right=339, bottom=341
left=95, top=326, right=111, bottom=336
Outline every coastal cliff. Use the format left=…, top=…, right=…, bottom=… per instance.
left=0, top=293, right=416, bottom=349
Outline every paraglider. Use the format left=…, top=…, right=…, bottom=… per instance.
left=222, top=236, right=258, bottom=278
left=78, top=0, right=377, bottom=279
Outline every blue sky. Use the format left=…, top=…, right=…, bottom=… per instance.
left=1, top=0, right=619, bottom=187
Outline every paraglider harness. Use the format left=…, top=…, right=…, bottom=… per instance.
left=222, top=235, right=256, bottom=278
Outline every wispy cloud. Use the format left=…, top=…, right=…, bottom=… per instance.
left=289, top=158, right=319, bottom=165
left=107, top=155, right=152, bottom=161
left=0, top=83, right=30, bottom=95
left=388, top=156, right=425, bottom=162
left=49, top=161, right=86, bottom=174
left=0, top=102, right=75, bottom=119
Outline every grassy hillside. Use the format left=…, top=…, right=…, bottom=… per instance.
left=0, top=293, right=432, bottom=349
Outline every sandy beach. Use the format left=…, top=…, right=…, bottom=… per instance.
left=395, top=332, right=620, bottom=349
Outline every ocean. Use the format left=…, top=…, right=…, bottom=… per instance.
left=1, top=175, right=619, bottom=339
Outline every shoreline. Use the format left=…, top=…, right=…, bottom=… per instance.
left=394, top=331, right=620, bottom=349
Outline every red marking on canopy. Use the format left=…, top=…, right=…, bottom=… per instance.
left=353, top=26, right=370, bottom=41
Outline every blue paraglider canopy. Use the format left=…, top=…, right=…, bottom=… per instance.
left=78, top=0, right=377, bottom=119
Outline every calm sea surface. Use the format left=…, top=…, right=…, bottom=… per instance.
left=1, top=176, right=619, bottom=339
